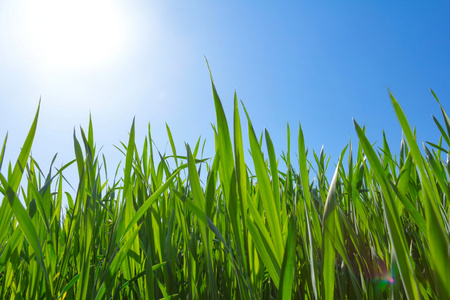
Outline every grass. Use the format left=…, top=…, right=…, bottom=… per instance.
left=0, top=65, right=449, bottom=299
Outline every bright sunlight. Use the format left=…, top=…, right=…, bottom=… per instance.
left=14, top=0, right=128, bottom=72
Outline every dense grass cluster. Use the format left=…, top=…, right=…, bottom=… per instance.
left=1, top=67, right=449, bottom=299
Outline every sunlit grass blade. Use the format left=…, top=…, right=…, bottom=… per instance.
left=244, top=110, right=283, bottom=266
left=246, top=215, right=281, bottom=288
left=205, top=57, right=234, bottom=200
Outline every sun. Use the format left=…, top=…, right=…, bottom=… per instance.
left=14, top=0, right=128, bottom=72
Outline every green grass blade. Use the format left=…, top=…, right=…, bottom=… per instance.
left=166, top=123, right=179, bottom=168
left=1, top=104, right=40, bottom=243
left=431, top=89, right=450, bottom=138
left=57, top=274, right=80, bottom=300
left=186, top=144, right=205, bottom=209
left=244, top=105, right=283, bottom=263
left=265, top=129, right=281, bottom=217
left=354, top=117, right=420, bottom=300
left=246, top=215, right=281, bottom=288
left=277, top=219, right=295, bottom=300
left=0, top=102, right=53, bottom=296
left=205, top=58, right=234, bottom=200
left=234, top=96, right=249, bottom=272
left=96, top=225, right=142, bottom=300
left=0, top=133, right=7, bottom=171
left=322, top=152, right=344, bottom=300
left=390, top=92, right=450, bottom=299
left=123, top=118, right=135, bottom=197
left=186, top=143, right=218, bottom=299
left=431, top=115, right=450, bottom=148
left=298, top=123, right=322, bottom=246
left=123, top=168, right=181, bottom=237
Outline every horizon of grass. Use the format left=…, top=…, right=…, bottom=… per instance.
left=0, top=64, right=449, bottom=299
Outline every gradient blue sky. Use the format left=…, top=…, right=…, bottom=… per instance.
left=1, top=1, right=450, bottom=185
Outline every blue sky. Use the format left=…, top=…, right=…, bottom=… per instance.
left=1, top=1, right=450, bottom=186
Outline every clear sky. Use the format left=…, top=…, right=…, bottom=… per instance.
left=1, top=1, right=450, bottom=187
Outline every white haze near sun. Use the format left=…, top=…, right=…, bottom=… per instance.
left=0, top=0, right=142, bottom=113
left=16, top=0, right=126, bottom=72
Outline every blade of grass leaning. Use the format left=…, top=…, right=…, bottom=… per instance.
left=354, top=117, right=420, bottom=300
left=390, top=92, right=450, bottom=299
left=431, top=88, right=450, bottom=138
left=56, top=274, right=80, bottom=300
left=243, top=103, right=283, bottom=264
left=205, top=58, right=234, bottom=201
left=423, top=144, right=450, bottom=201
left=246, top=214, right=281, bottom=288
left=245, top=184, right=281, bottom=286
left=430, top=115, right=450, bottom=149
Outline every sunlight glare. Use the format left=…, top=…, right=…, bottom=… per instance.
left=16, top=0, right=128, bottom=72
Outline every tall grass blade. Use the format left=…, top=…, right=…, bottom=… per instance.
left=322, top=151, right=344, bottom=300
left=354, top=117, right=420, bottom=300
left=390, top=92, right=450, bottom=299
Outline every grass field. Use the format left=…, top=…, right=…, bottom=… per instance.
left=1, top=67, right=449, bottom=299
